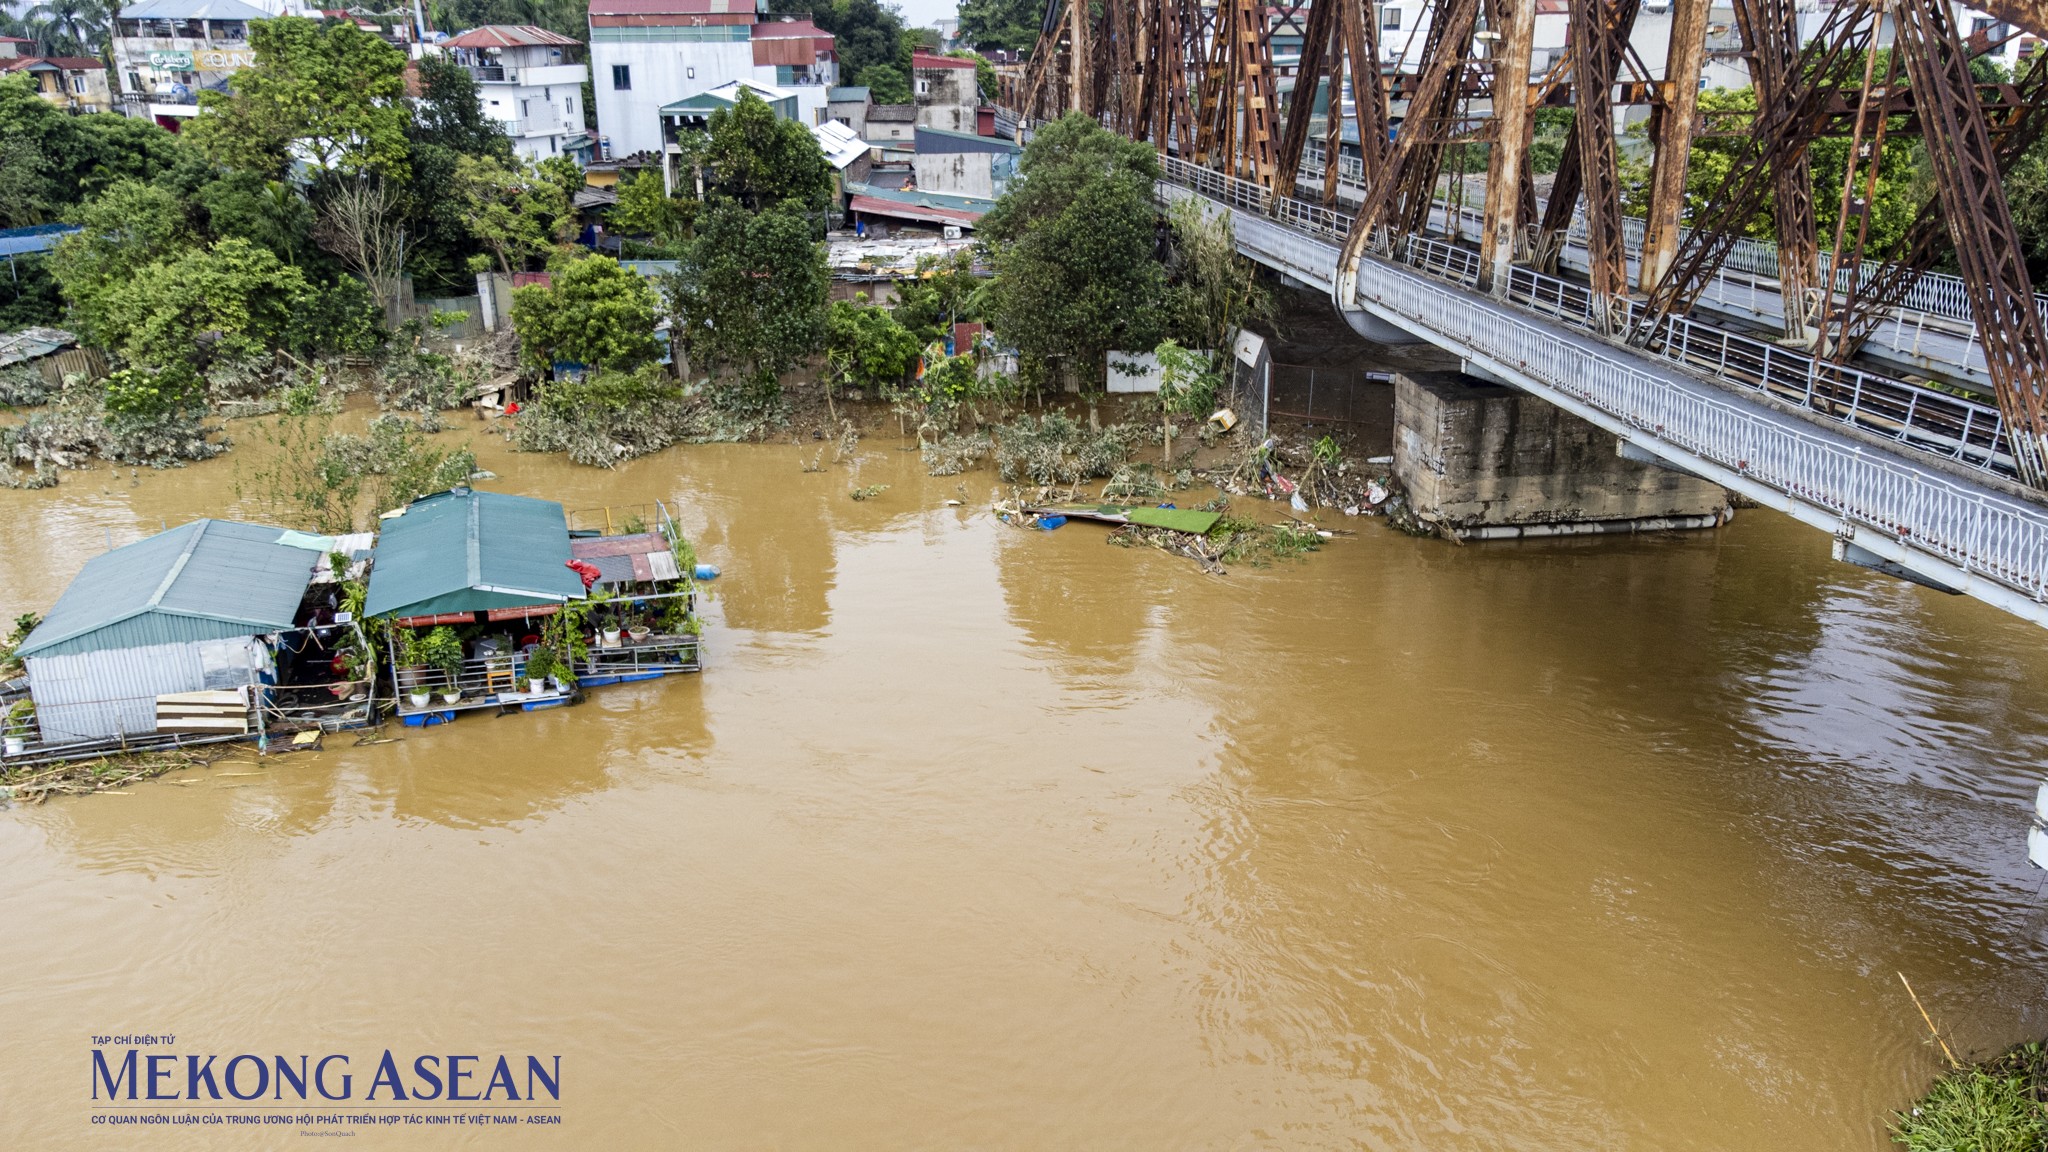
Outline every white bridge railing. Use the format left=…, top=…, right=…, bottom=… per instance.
left=1161, top=154, right=2014, bottom=477
left=1157, top=154, right=2048, bottom=608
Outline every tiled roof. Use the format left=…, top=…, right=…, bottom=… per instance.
left=912, top=50, right=976, bottom=70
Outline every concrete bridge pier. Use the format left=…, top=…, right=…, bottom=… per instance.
left=1391, top=370, right=1734, bottom=540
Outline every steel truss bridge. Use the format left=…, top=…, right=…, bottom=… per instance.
left=1002, top=0, right=2048, bottom=629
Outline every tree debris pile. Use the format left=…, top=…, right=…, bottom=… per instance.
left=1108, top=505, right=1325, bottom=573
left=0, top=745, right=245, bottom=805
left=1, top=374, right=222, bottom=488
left=993, top=412, right=1145, bottom=485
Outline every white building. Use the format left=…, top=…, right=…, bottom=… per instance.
left=587, top=0, right=836, bottom=162
left=441, top=25, right=591, bottom=164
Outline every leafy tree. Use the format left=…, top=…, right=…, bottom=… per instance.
left=891, top=249, right=983, bottom=342
left=957, top=0, right=1040, bottom=54
left=856, top=62, right=910, bottom=104
left=409, top=54, right=513, bottom=161
left=663, top=203, right=828, bottom=396
left=1151, top=339, right=1219, bottom=463
left=510, top=254, right=662, bottom=375
left=825, top=296, right=921, bottom=393
left=195, top=171, right=316, bottom=266
left=49, top=180, right=195, bottom=345
left=452, top=154, right=570, bottom=275
left=1164, top=196, right=1271, bottom=354
left=697, top=89, right=835, bottom=215
left=611, top=169, right=695, bottom=250
left=187, top=17, right=410, bottom=180
left=0, top=73, right=178, bottom=222
left=980, top=112, right=1169, bottom=390
left=96, top=238, right=316, bottom=390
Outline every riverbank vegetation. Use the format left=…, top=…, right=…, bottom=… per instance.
left=1893, top=1041, right=2048, bottom=1152
left=0, top=19, right=561, bottom=487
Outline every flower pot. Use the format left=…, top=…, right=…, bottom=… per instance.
left=627, top=626, right=651, bottom=641
left=548, top=676, right=568, bottom=692
left=528, top=678, right=545, bottom=694
left=602, top=628, right=622, bottom=646
left=408, top=692, right=432, bottom=708
left=441, top=690, right=462, bottom=705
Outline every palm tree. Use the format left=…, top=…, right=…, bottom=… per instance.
left=24, top=0, right=111, bottom=57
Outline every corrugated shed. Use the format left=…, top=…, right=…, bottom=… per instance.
left=117, top=0, right=271, bottom=19
left=441, top=24, right=581, bottom=49
left=18, top=520, right=322, bottom=659
left=363, top=489, right=586, bottom=619
left=26, top=637, right=266, bottom=743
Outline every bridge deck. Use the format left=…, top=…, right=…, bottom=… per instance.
left=1157, top=168, right=2048, bottom=627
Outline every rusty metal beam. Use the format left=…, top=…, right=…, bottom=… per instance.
left=1894, top=0, right=2048, bottom=484
left=1480, top=0, right=1533, bottom=295
left=1570, top=0, right=1634, bottom=330
left=1640, top=0, right=1710, bottom=293
left=1735, top=0, right=1820, bottom=341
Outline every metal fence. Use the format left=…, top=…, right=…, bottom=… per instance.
left=1266, top=363, right=1392, bottom=428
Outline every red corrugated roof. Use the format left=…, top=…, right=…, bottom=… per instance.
left=848, top=195, right=981, bottom=226
left=912, top=51, right=976, bottom=70
left=442, top=24, right=581, bottom=49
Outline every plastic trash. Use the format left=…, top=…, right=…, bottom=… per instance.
left=1366, top=481, right=1389, bottom=506
left=1208, top=408, right=1238, bottom=431
left=1038, top=515, right=1067, bottom=531
left=1290, top=492, right=1309, bottom=512
left=693, top=564, right=720, bottom=580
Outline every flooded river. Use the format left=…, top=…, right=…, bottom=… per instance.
left=6, top=423, right=2048, bottom=1150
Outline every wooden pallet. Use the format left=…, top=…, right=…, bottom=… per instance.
left=156, top=690, right=249, bottom=735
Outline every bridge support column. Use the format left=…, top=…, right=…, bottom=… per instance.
left=1392, top=370, right=1732, bottom=538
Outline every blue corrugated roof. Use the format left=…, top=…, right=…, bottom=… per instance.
left=362, top=489, right=585, bottom=619
left=0, top=224, right=79, bottom=258
left=19, top=520, right=324, bottom=658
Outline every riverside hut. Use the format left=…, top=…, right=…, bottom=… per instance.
left=363, top=488, right=700, bottom=725
left=5, top=520, right=376, bottom=759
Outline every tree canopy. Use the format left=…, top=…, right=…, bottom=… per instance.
left=980, top=113, right=1169, bottom=388
left=187, top=17, right=411, bottom=180
left=510, top=256, right=663, bottom=375
left=664, top=203, right=829, bottom=395
left=698, top=90, right=835, bottom=216
left=957, top=0, right=1041, bottom=55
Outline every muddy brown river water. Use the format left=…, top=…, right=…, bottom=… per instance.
left=6, top=422, right=2048, bottom=1149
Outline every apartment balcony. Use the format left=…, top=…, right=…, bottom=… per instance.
left=467, top=63, right=588, bottom=88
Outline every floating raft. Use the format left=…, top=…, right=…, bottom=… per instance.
left=1023, top=505, right=1221, bottom=534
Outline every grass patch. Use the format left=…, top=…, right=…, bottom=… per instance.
left=1894, top=1043, right=2048, bottom=1152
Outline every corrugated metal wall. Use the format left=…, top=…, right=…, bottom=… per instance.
left=25, top=637, right=269, bottom=743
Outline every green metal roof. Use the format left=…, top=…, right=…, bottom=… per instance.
left=362, top=489, right=585, bottom=619
left=19, top=519, right=326, bottom=659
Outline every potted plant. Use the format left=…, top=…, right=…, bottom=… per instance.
left=3, top=698, right=31, bottom=757
left=395, top=629, right=433, bottom=708
left=626, top=616, right=651, bottom=641
left=525, top=646, right=559, bottom=694
left=417, top=626, right=466, bottom=705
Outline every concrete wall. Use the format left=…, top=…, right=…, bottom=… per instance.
left=912, top=151, right=995, bottom=199
left=1393, top=370, right=1729, bottom=533
left=914, top=65, right=976, bottom=131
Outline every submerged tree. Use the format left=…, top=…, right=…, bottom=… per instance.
left=510, top=255, right=662, bottom=375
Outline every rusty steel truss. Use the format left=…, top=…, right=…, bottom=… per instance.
left=1012, top=0, right=2048, bottom=487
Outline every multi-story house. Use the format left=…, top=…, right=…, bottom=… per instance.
left=0, top=36, right=114, bottom=112
left=587, top=0, right=835, bottom=161
left=109, top=0, right=273, bottom=125
left=441, top=25, right=591, bottom=164
left=910, top=50, right=976, bottom=132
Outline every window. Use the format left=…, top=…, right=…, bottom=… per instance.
left=565, top=97, right=574, bottom=115
left=520, top=98, right=530, bottom=118
left=611, top=64, right=630, bottom=90
left=127, top=71, right=141, bottom=93
left=686, top=66, right=694, bottom=79
left=72, top=74, right=86, bottom=94
left=915, top=78, right=930, bottom=95
left=1382, top=4, right=1400, bottom=31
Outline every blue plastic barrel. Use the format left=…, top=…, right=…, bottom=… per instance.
left=694, top=564, right=720, bottom=580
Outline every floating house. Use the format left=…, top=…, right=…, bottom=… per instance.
left=362, top=488, right=700, bottom=726
left=3, top=520, right=376, bottom=761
